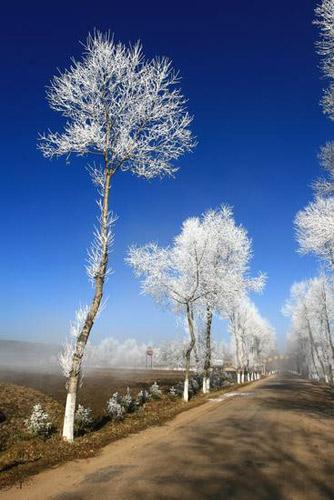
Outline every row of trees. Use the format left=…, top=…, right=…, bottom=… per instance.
left=284, top=275, right=334, bottom=381
left=73, top=308, right=274, bottom=379
left=40, top=33, right=274, bottom=441
left=228, top=298, right=275, bottom=383
left=127, top=206, right=275, bottom=400
left=286, top=1, right=334, bottom=381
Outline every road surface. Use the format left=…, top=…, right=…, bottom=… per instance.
left=2, top=375, right=334, bottom=499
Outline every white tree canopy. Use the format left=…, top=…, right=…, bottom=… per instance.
left=228, top=298, right=275, bottom=372
left=295, top=197, right=334, bottom=267
left=39, top=32, right=194, bottom=179
left=127, top=206, right=264, bottom=314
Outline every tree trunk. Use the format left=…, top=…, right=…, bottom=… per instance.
left=184, top=303, right=196, bottom=402
left=62, top=167, right=112, bottom=441
left=321, top=288, right=334, bottom=382
left=193, top=343, right=200, bottom=369
left=233, top=317, right=241, bottom=372
left=305, top=313, right=327, bottom=383
left=202, top=306, right=213, bottom=394
left=309, top=344, right=320, bottom=381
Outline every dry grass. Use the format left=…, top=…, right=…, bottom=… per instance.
left=0, top=369, right=238, bottom=490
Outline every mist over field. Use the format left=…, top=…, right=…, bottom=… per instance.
left=0, top=338, right=152, bottom=372
left=0, top=340, right=59, bottom=371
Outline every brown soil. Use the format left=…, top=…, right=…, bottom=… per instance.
left=2, top=375, right=334, bottom=499
left=0, top=368, right=185, bottom=415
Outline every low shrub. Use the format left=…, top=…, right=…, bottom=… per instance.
left=149, top=381, right=162, bottom=399
left=24, top=403, right=52, bottom=438
left=169, top=386, right=178, bottom=398
left=121, top=387, right=137, bottom=413
left=74, top=404, right=93, bottom=435
left=210, top=370, right=230, bottom=389
left=174, top=381, right=185, bottom=396
left=106, top=393, right=125, bottom=421
left=189, top=376, right=201, bottom=394
left=137, top=389, right=151, bottom=405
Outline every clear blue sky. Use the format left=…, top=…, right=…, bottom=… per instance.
left=0, top=0, right=329, bottom=347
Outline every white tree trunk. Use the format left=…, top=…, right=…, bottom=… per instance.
left=202, top=376, right=210, bottom=393
left=237, top=371, right=241, bottom=384
left=63, top=392, right=76, bottom=442
left=62, top=167, right=112, bottom=441
left=241, top=371, right=245, bottom=383
left=247, top=372, right=251, bottom=382
left=202, top=305, right=213, bottom=395
left=183, top=377, right=189, bottom=402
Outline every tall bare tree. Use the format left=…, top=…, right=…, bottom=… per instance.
left=39, top=32, right=194, bottom=441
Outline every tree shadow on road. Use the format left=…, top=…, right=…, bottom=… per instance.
left=262, top=376, right=334, bottom=418
left=125, top=376, right=334, bottom=500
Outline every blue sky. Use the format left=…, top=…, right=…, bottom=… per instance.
left=0, top=0, right=330, bottom=347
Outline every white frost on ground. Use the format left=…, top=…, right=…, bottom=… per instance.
left=209, top=392, right=257, bottom=402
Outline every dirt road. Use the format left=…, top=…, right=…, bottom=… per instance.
left=2, top=375, right=334, bottom=499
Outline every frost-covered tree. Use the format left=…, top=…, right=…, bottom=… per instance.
left=221, top=281, right=266, bottom=382
left=283, top=275, right=334, bottom=383
left=127, top=206, right=265, bottom=398
left=313, top=1, right=334, bottom=192
left=39, top=32, right=194, bottom=441
left=228, top=298, right=274, bottom=382
left=296, top=197, right=334, bottom=268
left=194, top=206, right=265, bottom=392
left=87, top=337, right=148, bottom=368
left=245, top=307, right=275, bottom=378
left=127, top=217, right=207, bottom=402
left=155, top=339, right=186, bottom=369
left=295, top=2, right=334, bottom=263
